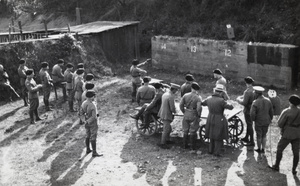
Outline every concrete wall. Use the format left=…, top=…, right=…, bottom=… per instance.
left=152, top=35, right=299, bottom=89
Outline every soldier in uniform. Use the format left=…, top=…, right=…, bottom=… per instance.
left=202, top=84, right=234, bottom=157
left=269, top=95, right=300, bottom=175
left=180, top=74, right=195, bottom=97
left=25, top=69, right=43, bottom=124
left=130, top=59, right=148, bottom=102
left=0, top=64, right=20, bottom=101
left=39, top=62, right=53, bottom=111
left=213, top=69, right=229, bottom=100
left=180, top=82, right=202, bottom=150
left=136, top=76, right=156, bottom=106
left=18, top=59, right=29, bottom=106
left=157, top=83, right=180, bottom=149
left=52, top=59, right=67, bottom=101
left=130, top=82, right=165, bottom=128
left=64, top=63, right=76, bottom=112
left=83, top=73, right=94, bottom=92
left=74, top=68, right=85, bottom=123
left=250, top=86, right=274, bottom=153
left=236, top=76, right=255, bottom=146
left=81, top=90, right=102, bottom=157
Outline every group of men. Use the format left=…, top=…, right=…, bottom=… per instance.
left=14, top=59, right=102, bottom=157
left=129, top=60, right=300, bottom=173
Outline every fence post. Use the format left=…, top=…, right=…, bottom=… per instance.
left=9, top=24, right=11, bottom=43
left=11, top=18, right=15, bottom=32
left=76, top=7, right=81, bottom=25
left=43, top=20, right=48, bottom=38
left=18, top=21, right=23, bottom=41
left=67, top=24, right=71, bottom=33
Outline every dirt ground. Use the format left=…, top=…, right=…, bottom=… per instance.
left=0, top=68, right=299, bottom=186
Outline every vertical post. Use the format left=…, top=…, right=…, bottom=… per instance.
left=76, top=7, right=81, bottom=25
left=43, top=20, right=48, bottom=38
left=67, top=24, right=71, bottom=33
left=11, top=18, right=15, bottom=32
left=8, top=24, right=11, bottom=43
left=18, top=21, right=23, bottom=41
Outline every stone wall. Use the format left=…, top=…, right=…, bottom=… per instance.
left=152, top=36, right=299, bottom=89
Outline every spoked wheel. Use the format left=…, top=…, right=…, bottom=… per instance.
left=199, top=125, right=209, bottom=143
left=135, top=115, right=158, bottom=136
left=228, top=116, right=244, bottom=137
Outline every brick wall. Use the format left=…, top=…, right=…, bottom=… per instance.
left=151, top=36, right=299, bottom=89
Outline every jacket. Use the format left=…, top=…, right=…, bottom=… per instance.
left=158, top=90, right=176, bottom=121
left=250, top=95, right=274, bottom=127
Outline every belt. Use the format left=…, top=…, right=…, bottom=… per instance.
left=132, top=75, right=140, bottom=78
left=186, top=108, right=196, bottom=111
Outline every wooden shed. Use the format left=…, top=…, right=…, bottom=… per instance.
left=66, top=21, right=140, bottom=64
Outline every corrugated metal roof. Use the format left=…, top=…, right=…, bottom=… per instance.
left=57, top=21, right=140, bottom=35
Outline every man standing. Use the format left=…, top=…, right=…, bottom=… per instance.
left=52, top=59, right=67, bottom=101
left=81, top=90, right=102, bottom=157
left=250, top=86, right=274, bottom=153
left=157, top=83, right=180, bottom=149
left=130, top=59, right=148, bottom=102
left=18, top=59, right=29, bottom=106
left=25, top=69, right=43, bottom=124
left=0, top=64, right=20, bottom=101
left=74, top=68, right=85, bottom=123
left=236, top=76, right=255, bottom=146
left=64, top=63, right=76, bottom=112
left=180, top=74, right=195, bottom=97
left=269, top=95, right=300, bottom=175
left=39, top=62, right=53, bottom=111
left=180, top=82, right=202, bottom=150
left=213, top=68, right=229, bottom=100
left=136, top=76, right=156, bottom=106
left=202, top=84, right=234, bottom=157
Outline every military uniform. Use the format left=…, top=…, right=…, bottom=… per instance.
left=180, top=81, right=193, bottom=97
left=158, top=85, right=178, bottom=147
left=202, top=90, right=233, bottom=156
left=18, top=64, right=29, bottom=105
left=39, top=67, right=53, bottom=111
left=81, top=90, right=102, bottom=157
left=136, top=84, right=156, bottom=106
left=130, top=65, right=146, bottom=102
left=25, top=75, right=42, bottom=124
left=270, top=95, right=300, bottom=174
left=180, top=90, right=202, bottom=149
left=64, top=68, right=75, bottom=111
left=250, top=86, right=274, bottom=153
left=74, top=76, right=84, bottom=110
left=52, top=63, right=67, bottom=100
left=237, top=84, right=255, bottom=145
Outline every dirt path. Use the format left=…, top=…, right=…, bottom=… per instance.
left=0, top=75, right=299, bottom=186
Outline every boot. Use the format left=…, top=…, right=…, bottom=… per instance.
left=85, top=138, right=92, bottom=154
left=292, top=156, right=299, bottom=175
left=69, top=101, right=76, bottom=112
left=45, top=100, right=52, bottom=111
left=29, top=111, right=35, bottom=124
left=190, top=134, right=197, bottom=150
left=23, top=96, right=28, bottom=106
left=182, top=134, right=189, bottom=149
left=91, top=140, right=103, bottom=157
left=35, top=110, right=43, bottom=121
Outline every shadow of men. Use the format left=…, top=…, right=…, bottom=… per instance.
left=120, top=132, right=243, bottom=185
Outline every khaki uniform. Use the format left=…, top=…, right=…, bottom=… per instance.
left=39, top=69, right=52, bottom=109
left=25, top=78, right=41, bottom=122
left=136, top=84, right=156, bottom=106
left=74, top=76, right=84, bottom=109
left=64, top=69, right=75, bottom=110
left=130, top=65, right=146, bottom=101
left=158, top=90, right=176, bottom=144
left=18, top=65, right=29, bottom=103
left=81, top=100, right=98, bottom=140
left=180, top=92, right=202, bottom=135
left=52, top=64, right=66, bottom=99
left=180, top=81, right=193, bottom=97
left=274, top=105, right=300, bottom=171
